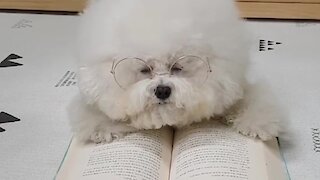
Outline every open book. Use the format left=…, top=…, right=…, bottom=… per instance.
left=55, top=121, right=287, bottom=180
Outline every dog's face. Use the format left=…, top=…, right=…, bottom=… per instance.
left=77, top=0, right=249, bottom=129
left=78, top=48, right=244, bottom=129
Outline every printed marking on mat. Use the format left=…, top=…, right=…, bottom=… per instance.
left=0, top=54, right=23, bottom=68
left=12, top=19, right=33, bottom=29
left=55, top=70, right=77, bottom=87
left=259, top=40, right=282, bottom=52
left=0, top=112, right=20, bottom=132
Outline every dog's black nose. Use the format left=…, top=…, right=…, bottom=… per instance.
left=155, top=86, right=171, bottom=100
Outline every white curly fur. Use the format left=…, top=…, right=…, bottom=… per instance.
left=69, top=0, right=282, bottom=143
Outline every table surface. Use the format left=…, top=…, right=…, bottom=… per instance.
left=0, top=13, right=319, bottom=180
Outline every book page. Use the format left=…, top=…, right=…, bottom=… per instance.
left=170, top=121, right=286, bottom=180
left=56, top=128, right=173, bottom=180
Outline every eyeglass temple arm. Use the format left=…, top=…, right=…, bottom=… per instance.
left=206, top=57, right=213, bottom=72
left=110, top=59, right=116, bottom=74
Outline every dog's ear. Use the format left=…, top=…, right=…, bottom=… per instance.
left=77, top=66, right=105, bottom=105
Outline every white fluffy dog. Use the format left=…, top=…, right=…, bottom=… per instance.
left=69, top=0, right=281, bottom=143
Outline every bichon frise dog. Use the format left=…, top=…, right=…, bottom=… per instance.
left=69, top=0, right=281, bottom=143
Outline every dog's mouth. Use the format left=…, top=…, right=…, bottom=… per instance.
left=146, top=100, right=172, bottom=109
left=155, top=100, right=185, bottom=109
left=157, top=101, right=170, bottom=105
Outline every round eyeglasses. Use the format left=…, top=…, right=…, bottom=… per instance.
left=110, top=55, right=212, bottom=89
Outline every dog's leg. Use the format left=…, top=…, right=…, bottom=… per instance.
left=68, top=95, right=137, bottom=143
left=233, top=82, right=283, bottom=140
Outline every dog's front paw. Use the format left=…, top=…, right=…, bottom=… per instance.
left=90, top=131, right=113, bottom=143
left=90, top=131, right=127, bottom=144
left=233, top=121, right=280, bottom=141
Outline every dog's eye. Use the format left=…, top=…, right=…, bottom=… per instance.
left=140, top=68, right=151, bottom=74
left=171, top=66, right=182, bottom=72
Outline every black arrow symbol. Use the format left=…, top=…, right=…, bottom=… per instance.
left=0, top=112, right=20, bottom=132
left=0, top=54, right=23, bottom=68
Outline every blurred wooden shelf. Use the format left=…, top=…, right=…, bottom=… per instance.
left=0, top=0, right=320, bottom=20
left=237, top=0, right=320, bottom=20
left=0, top=0, right=86, bottom=12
